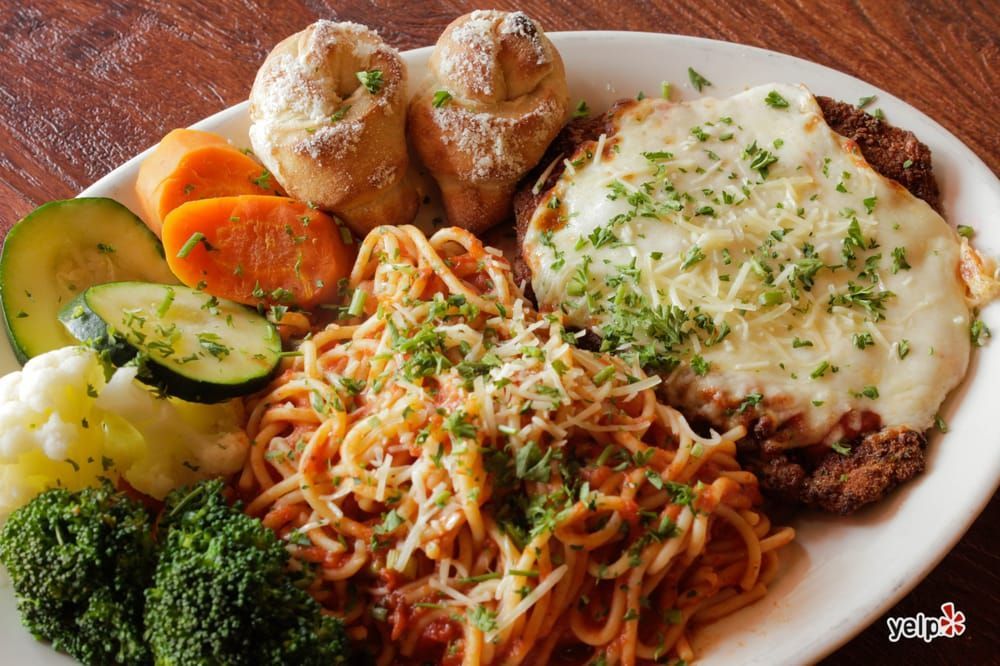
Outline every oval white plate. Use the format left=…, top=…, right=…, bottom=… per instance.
left=1, top=31, right=997, bottom=666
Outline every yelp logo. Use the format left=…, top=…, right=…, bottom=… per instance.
left=886, top=602, right=966, bottom=643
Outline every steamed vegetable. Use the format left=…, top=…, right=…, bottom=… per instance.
left=146, top=480, right=354, bottom=665
left=0, top=346, right=139, bottom=515
left=161, top=195, right=354, bottom=308
left=0, top=346, right=249, bottom=520
left=0, top=197, right=177, bottom=363
left=0, top=481, right=357, bottom=665
left=135, top=128, right=283, bottom=236
left=59, top=281, right=282, bottom=403
left=0, top=483, right=155, bottom=665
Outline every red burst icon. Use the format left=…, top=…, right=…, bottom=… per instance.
left=938, top=602, right=966, bottom=637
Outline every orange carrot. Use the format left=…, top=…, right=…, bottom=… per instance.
left=135, top=128, right=283, bottom=236
left=162, top=195, right=354, bottom=309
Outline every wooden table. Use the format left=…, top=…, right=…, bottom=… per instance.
left=1, top=1, right=996, bottom=663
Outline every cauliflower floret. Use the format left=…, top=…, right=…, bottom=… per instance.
left=17, top=346, right=104, bottom=417
left=96, top=367, right=248, bottom=499
left=0, top=348, right=111, bottom=519
left=0, top=347, right=250, bottom=521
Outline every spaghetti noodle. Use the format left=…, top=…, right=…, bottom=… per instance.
left=239, top=225, right=794, bottom=665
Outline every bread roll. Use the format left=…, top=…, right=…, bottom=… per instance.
left=408, top=10, right=569, bottom=233
left=249, top=20, right=418, bottom=235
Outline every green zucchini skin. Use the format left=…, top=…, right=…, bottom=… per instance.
left=0, top=197, right=177, bottom=363
left=59, top=282, right=281, bottom=403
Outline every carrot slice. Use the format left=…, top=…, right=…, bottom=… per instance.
left=136, top=128, right=283, bottom=236
left=162, top=195, right=354, bottom=309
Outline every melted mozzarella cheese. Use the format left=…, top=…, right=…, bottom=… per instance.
left=524, top=83, right=973, bottom=445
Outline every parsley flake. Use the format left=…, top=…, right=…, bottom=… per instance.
left=356, top=69, right=384, bottom=94
left=432, top=90, right=452, bottom=107
left=764, top=90, right=789, bottom=108
left=687, top=67, right=712, bottom=92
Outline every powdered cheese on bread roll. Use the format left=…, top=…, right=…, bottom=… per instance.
left=409, top=10, right=569, bottom=233
left=249, top=20, right=418, bottom=235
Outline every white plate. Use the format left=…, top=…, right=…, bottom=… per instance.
left=1, top=31, right=997, bottom=665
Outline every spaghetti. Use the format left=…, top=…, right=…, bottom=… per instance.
left=239, top=225, right=794, bottom=665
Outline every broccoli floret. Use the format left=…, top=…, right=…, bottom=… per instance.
left=145, top=479, right=352, bottom=665
left=0, top=483, right=155, bottom=665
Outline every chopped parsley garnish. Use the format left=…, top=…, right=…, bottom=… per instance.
left=748, top=147, right=778, bottom=178
left=593, top=365, right=616, bottom=386
left=792, top=337, right=813, bottom=348
left=514, top=441, right=553, bottom=482
left=270, top=287, right=294, bottom=303
left=897, top=339, right=911, bottom=359
left=857, top=95, right=877, bottom=109
left=251, top=170, right=272, bottom=189
left=891, top=246, right=911, bottom=273
left=810, top=361, right=830, bottom=379
left=567, top=256, right=592, bottom=297
left=176, top=232, right=209, bottom=258
left=831, top=441, right=852, bottom=456
left=758, top=290, right=784, bottom=306
left=764, top=90, right=789, bottom=108
left=687, top=67, right=712, bottom=92
left=196, top=332, right=230, bottom=360
left=432, top=90, right=452, bottom=107
left=828, top=282, right=895, bottom=321
left=854, top=385, right=879, bottom=399
left=572, top=99, right=590, bottom=118
left=455, top=354, right=501, bottom=388
left=690, top=355, right=709, bottom=376
left=665, top=481, right=695, bottom=506
left=902, top=159, right=914, bottom=169
left=444, top=409, right=477, bottom=440
left=680, top=245, right=706, bottom=270
left=841, top=217, right=866, bottom=268
left=458, top=572, right=502, bottom=584
left=934, top=415, right=948, bottom=433
left=467, top=605, right=498, bottom=633
left=957, top=225, right=974, bottom=238
left=863, top=196, right=877, bottom=214
left=339, top=377, right=366, bottom=396
left=852, top=332, right=874, bottom=349
left=736, top=392, right=763, bottom=414
left=347, top=288, right=367, bottom=317
left=970, top=319, right=991, bottom=347
left=794, top=257, right=826, bottom=291
left=375, top=509, right=404, bottom=536
left=588, top=225, right=618, bottom=249
left=156, top=287, right=175, bottom=317
left=356, top=69, right=384, bottom=94
left=330, top=105, right=351, bottom=122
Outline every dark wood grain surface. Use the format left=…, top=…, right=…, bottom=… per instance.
left=0, top=1, right=997, bottom=663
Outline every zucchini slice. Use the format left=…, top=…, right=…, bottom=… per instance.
left=0, top=198, right=178, bottom=363
left=60, top=282, right=280, bottom=403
